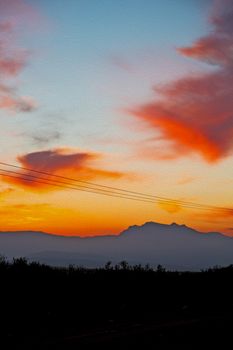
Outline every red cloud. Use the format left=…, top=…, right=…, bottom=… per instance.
left=177, top=36, right=233, bottom=66
left=129, top=0, right=233, bottom=162
left=0, top=1, right=37, bottom=113
left=1, top=148, right=125, bottom=190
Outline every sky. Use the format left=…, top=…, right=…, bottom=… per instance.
left=0, top=0, right=232, bottom=236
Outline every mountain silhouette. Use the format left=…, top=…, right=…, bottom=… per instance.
left=0, top=222, right=232, bottom=270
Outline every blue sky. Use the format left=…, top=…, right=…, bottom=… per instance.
left=14, top=0, right=211, bottom=153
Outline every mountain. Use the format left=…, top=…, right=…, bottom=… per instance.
left=0, top=222, right=232, bottom=270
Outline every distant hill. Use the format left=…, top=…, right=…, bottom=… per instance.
left=0, top=222, right=232, bottom=270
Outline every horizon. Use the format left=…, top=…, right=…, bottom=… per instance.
left=0, top=0, right=232, bottom=236
left=1, top=219, right=233, bottom=271
left=0, top=220, right=231, bottom=238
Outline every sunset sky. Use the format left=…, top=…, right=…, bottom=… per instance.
left=0, top=0, right=232, bottom=236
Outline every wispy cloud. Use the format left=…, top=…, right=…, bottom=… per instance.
left=129, top=0, right=233, bottom=163
left=190, top=207, right=233, bottom=225
left=0, top=1, right=38, bottom=114
left=109, top=55, right=133, bottom=72
left=26, top=130, right=62, bottom=146
left=0, top=203, right=50, bottom=225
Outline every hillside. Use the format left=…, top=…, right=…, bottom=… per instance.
left=0, top=222, right=232, bottom=270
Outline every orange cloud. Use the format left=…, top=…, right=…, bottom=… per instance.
left=188, top=207, right=233, bottom=226
left=157, top=200, right=182, bottom=214
left=129, top=0, right=233, bottom=162
left=1, top=148, right=125, bottom=190
left=208, top=209, right=233, bottom=221
left=0, top=1, right=37, bottom=113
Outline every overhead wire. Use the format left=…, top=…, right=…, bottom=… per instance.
left=0, top=170, right=220, bottom=211
left=0, top=167, right=220, bottom=210
left=0, top=171, right=157, bottom=204
left=0, top=161, right=217, bottom=207
left=0, top=162, right=232, bottom=214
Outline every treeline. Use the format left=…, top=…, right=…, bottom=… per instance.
left=1, top=257, right=233, bottom=347
left=2, top=255, right=232, bottom=272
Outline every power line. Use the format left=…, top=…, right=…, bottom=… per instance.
left=0, top=163, right=232, bottom=212
left=0, top=162, right=232, bottom=214
left=0, top=168, right=156, bottom=201
left=0, top=170, right=228, bottom=212
left=0, top=161, right=217, bottom=208
left=0, top=171, right=156, bottom=204
left=0, top=167, right=224, bottom=211
left=0, top=169, right=210, bottom=209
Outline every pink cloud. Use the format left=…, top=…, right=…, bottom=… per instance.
left=0, top=21, right=13, bottom=32
left=0, top=0, right=40, bottom=25
left=129, top=0, right=233, bottom=162
left=0, top=95, right=36, bottom=112
left=0, top=1, right=38, bottom=114
left=0, top=53, right=27, bottom=77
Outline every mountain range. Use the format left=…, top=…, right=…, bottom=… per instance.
left=0, top=222, right=232, bottom=270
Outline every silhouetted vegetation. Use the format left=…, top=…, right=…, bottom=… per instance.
left=1, top=256, right=233, bottom=348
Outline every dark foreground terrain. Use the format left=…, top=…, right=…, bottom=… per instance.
left=1, top=257, right=233, bottom=348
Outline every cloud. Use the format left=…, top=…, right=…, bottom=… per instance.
left=0, top=95, right=36, bottom=112
left=21, top=130, right=62, bottom=146
left=1, top=148, right=125, bottom=190
left=214, top=208, right=233, bottom=218
left=0, top=21, right=13, bottom=32
left=189, top=206, right=233, bottom=225
left=0, top=1, right=38, bottom=114
left=0, top=0, right=40, bottom=24
left=157, top=200, right=182, bottom=214
left=18, top=149, right=94, bottom=173
left=0, top=51, right=27, bottom=77
left=0, top=203, right=50, bottom=224
left=30, top=131, right=62, bottom=146
left=109, top=55, right=133, bottom=72
left=129, top=0, right=233, bottom=162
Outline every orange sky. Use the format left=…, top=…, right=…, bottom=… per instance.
left=0, top=0, right=232, bottom=236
